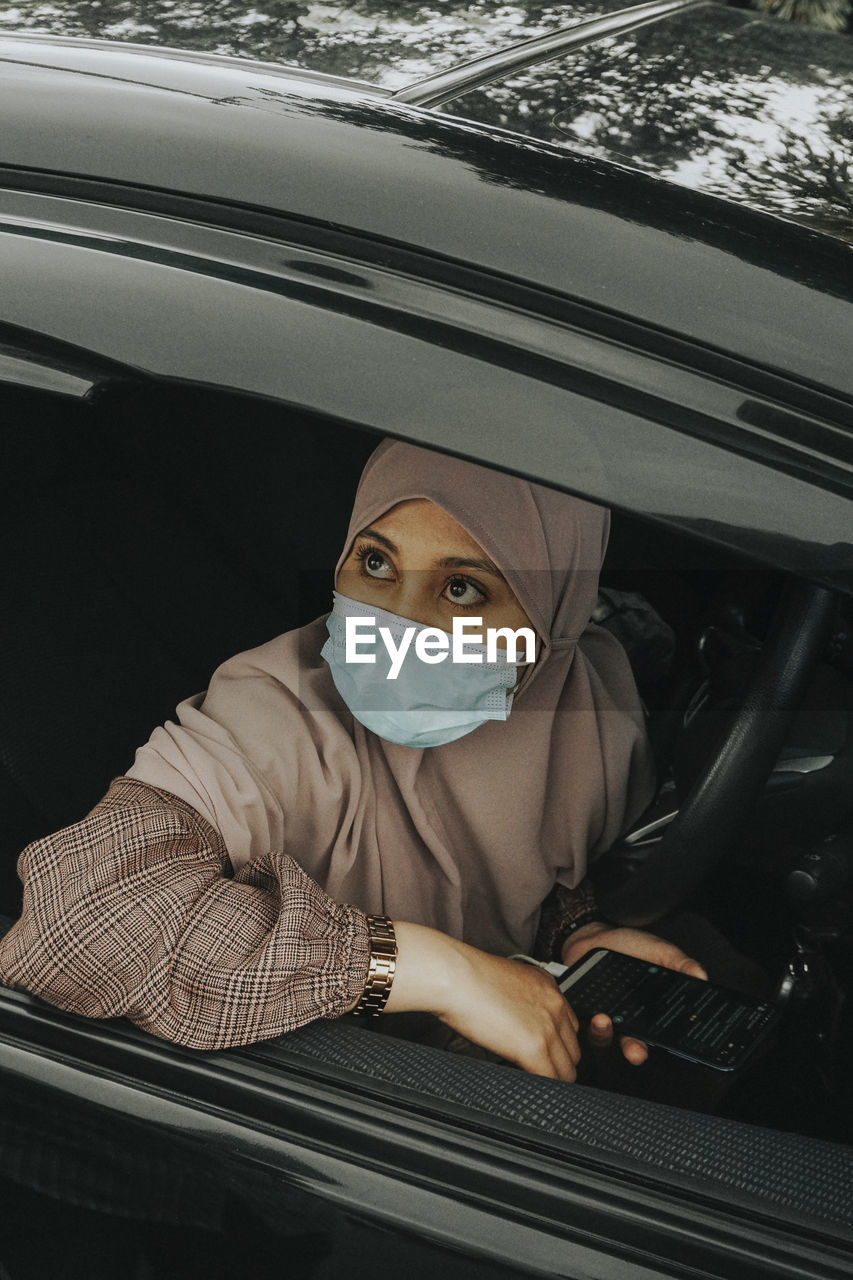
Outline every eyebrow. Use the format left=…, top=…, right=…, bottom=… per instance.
left=438, top=555, right=506, bottom=581
left=355, top=527, right=506, bottom=581
left=357, top=527, right=397, bottom=552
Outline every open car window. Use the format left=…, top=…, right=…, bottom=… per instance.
left=2, top=375, right=852, bottom=1111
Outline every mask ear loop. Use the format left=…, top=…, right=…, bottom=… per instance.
left=512, top=637, right=542, bottom=696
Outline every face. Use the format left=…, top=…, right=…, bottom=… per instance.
left=337, top=498, right=534, bottom=644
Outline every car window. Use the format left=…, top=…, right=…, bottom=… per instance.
left=438, top=5, right=853, bottom=240
left=2, top=378, right=853, bottom=1253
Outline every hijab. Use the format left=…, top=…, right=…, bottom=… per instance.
left=127, top=440, right=654, bottom=955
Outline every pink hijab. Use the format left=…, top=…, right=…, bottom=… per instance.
left=127, top=441, right=654, bottom=955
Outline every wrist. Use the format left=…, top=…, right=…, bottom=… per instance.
left=537, top=879, right=600, bottom=963
left=383, top=921, right=465, bottom=1017
left=561, top=919, right=611, bottom=967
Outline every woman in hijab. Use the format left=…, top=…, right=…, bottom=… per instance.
left=0, top=441, right=705, bottom=1080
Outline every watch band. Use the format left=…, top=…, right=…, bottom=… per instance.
left=352, top=914, right=397, bottom=1017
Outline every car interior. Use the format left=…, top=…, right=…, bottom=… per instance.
left=2, top=373, right=853, bottom=1157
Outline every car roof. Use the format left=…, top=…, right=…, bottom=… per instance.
left=3, top=1, right=852, bottom=242
left=0, top=32, right=851, bottom=404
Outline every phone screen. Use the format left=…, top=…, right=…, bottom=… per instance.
left=557, top=948, right=780, bottom=1071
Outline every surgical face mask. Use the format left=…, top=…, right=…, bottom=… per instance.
left=321, top=592, right=526, bottom=749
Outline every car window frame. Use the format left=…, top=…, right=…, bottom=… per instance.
left=1, top=187, right=851, bottom=597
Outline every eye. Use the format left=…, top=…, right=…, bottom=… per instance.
left=444, top=576, right=487, bottom=608
left=355, top=544, right=394, bottom=580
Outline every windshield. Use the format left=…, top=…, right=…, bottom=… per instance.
left=0, top=1, right=622, bottom=87
left=436, top=5, right=853, bottom=240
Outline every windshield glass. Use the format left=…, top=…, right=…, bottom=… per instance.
left=437, top=5, right=853, bottom=240
left=0, top=1, right=624, bottom=88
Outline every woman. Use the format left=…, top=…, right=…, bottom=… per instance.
left=0, top=440, right=705, bottom=1080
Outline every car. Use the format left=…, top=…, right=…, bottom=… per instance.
left=1, top=3, right=852, bottom=1277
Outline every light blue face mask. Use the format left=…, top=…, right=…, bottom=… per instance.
left=321, top=592, right=524, bottom=748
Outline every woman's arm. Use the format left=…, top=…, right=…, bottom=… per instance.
left=0, top=777, right=370, bottom=1050
left=0, top=778, right=582, bottom=1074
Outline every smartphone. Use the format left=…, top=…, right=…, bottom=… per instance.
left=557, top=948, right=780, bottom=1071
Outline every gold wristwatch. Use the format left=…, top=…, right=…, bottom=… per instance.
left=352, top=914, right=397, bottom=1016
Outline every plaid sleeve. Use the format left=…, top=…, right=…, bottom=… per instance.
left=533, top=880, right=602, bottom=963
left=0, top=777, right=370, bottom=1050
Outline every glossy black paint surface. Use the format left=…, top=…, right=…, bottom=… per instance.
left=1, top=37, right=851, bottom=403
left=2, top=985, right=852, bottom=1280
left=0, top=188, right=851, bottom=595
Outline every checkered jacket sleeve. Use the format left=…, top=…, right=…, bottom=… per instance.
left=0, top=777, right=371, bottom=1050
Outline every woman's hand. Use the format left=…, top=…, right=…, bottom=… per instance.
left=561, top=921, right=707, bottom=1065
left=382, top=921, right=582, bottom=1080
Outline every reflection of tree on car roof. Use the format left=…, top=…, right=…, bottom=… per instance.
left=437, top=5, right=853, bottom=239
left=4, top=2, right=848, bottom=235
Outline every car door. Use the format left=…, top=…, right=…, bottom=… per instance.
left=2, top=37, right=853, bottom=1280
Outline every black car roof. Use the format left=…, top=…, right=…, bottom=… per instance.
left=3, top=1, right=852, bottom=242
left=0, top=32, right=851, bottom=404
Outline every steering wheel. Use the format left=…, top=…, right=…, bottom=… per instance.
left=592, top=578, right=836, bottom=927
